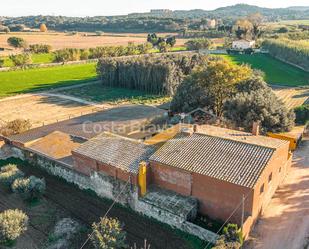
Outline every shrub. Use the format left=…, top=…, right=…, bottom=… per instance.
left=0, top=119, right=31, bottom=136
left=12, top=176, right=46, bottom=201
left=9, top=53, right=32, bottom=68
left=53, top=48, right=80, bottom=62
left=91, top=217, right=127, bottom=249
left=0, top=58, right=4, bottom=68
left=0, top=209, right=28, bottom=244
left=224, top=77, right=295, bottom=133
left=294, top=104, right=309, bottom=125
left=185, top=38, right=212, bottom=50
left=7, top=37, right=27, bottom=48
left=0, top=164, right=24, bottom=186
left=29, top=44, right=52, bottom=53
left=213, top=224, right=243, bottom=249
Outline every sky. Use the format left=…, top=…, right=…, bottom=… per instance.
left=1, top=0, right=309, bottom=17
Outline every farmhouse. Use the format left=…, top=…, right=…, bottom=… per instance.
left=232, top=39, right=256, bottom=50
left=3, top=111, right=292, bottom=239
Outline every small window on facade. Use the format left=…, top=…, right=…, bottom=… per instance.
left=260, top=184, right=264, bottom=195
left=268, top=173, right=273, bottom=183
left=279, top=167, right=281, bottom=173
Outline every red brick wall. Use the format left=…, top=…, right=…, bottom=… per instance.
left=72, top=151, right=138, bottom=185
left=251, top=142, right=291, bottom=218
left=191, top=173, right=254, bottom=223
left=149, top=162, right=192, bottom=196
left=72, top=151, right=97, bottom=176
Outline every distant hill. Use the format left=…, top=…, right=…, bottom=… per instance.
left=142, top=4, right=309, bottom=20
left=0, top=4, right=308, bottom=33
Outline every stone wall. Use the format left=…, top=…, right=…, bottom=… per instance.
left=7, top=145, right=218, bottom=244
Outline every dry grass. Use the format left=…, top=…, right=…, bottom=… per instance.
left=0, top=94, right=99, bottom=128
left=0, top=32, right=188, bottom=56
left=272, top=86, right=309, bottom=109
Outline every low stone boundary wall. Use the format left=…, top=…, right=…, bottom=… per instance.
left=7, top=144, right=218, bottom=244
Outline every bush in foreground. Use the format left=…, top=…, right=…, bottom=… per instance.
left=213, top=224, right=243, bottom=249
left=0, top=209, right=28, bottom=245
left=12, top=176, right=46, bottom=201
left=91, top=217, right=127, bottom=249
left=0, top=164, right=24, bottom=186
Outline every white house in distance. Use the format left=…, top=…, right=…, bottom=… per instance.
left=232, top=39, right=256, bottom=50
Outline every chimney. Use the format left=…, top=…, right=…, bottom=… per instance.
left=252, top=121, right=260, bottom=136
left=193, top=124, right=198, bottom=133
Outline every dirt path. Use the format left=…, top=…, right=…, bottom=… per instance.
left=247, top=138, right=309, bottom=249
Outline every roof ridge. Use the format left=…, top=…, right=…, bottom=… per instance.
left=194, top=131, right=277, bottom=150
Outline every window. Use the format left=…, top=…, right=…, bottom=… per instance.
left=260, top=184, right=264, bottom=195
left=279, top=167, right=281, bottom=173
left=268, top=173, right=273, bottom=183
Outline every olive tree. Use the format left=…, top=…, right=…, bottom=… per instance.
left=7, top=37, right=27, bottom=49
left=0, top=209, right=28, bottom=244
left=12, top=176, right=46, bottom=201
left=91, top=217, right=127, bottom=249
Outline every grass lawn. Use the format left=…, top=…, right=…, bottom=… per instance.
left=1, top=53, right=55, bottom=67
left=0, top=63, right=97, bottom=97
left=57, top=82, right=171, bottom=105
left=218, top=53, right=309, bottom=86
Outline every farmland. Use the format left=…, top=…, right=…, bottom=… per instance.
left=0, top=32, right=188, bottom=56
left=0, top=158, right=204, bottom=249
left=56, top=82, right=170, bottom=105
left=219, top=54, right=309, bottom=86
left=0, top=63, right=97, bottom=97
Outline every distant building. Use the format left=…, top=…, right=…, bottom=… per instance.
left=232, top=39, right=256, bottom=50
left=207, top=19, right=216, bottom=29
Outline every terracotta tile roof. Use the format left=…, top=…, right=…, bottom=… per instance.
left=73, top=132, right=156, bottom=174
left=25, top=131, right=86, bottom=166
left=150, top=133, right=275, bottom=188
left=197, top=125, right=288, bottom=149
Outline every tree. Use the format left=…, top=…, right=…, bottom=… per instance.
left=12, top=176, right=46, bottom=201
left=248, top=13, right=263, bottom=39
left=185, top=38, right=212, bottom=50
left=147, top=33, right=158, bottom=46
left=158, top=41, right=170, bottom=53
left=29, top=44, right=52, bottom=53
left=0, top=164, right=24, bottom=187
left=7, top=37, right=27, bottom=49
left=224, top=77, right=295, bottom=132
left=40, top=23, right=48, bottom=32
left=91, top=217, right=127, bottom=249
left=9, top=53, right=32, bottom=68
left=174, top=58, right=252, bottom=117
left=213, top=224, right=243, bottom=249
left=0, top=209, right=28, bottom=245
left=234, top=19, right=253, bottom=39
left=166, top=36, right=176, bottom=47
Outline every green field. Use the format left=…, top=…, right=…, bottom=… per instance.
left=219, top=54, right=309, bottom=86
left=1, top=53, right=55, bottom=67
left=0, top=63, right=97, bottom=97
left=57, top=82, right=171, bottom=105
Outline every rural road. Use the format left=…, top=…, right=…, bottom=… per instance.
left=247, top=137, right=309, bottom=249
